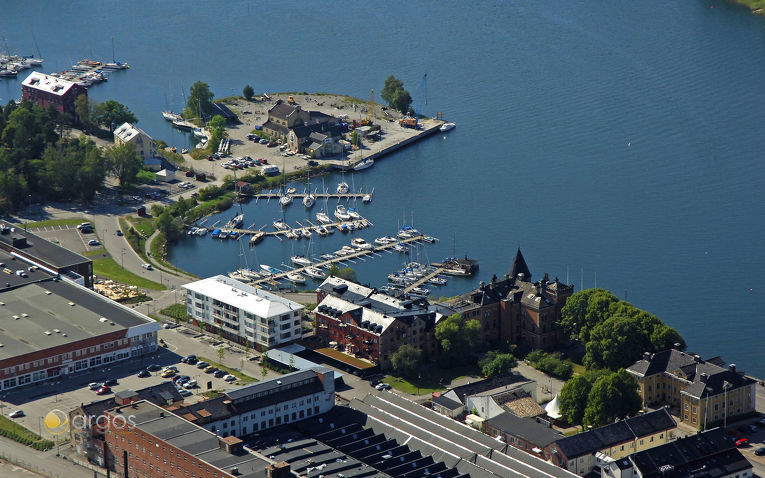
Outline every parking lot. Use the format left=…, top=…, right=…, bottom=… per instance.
left=28, top=223, right=102, bottom=255
left=0, top=347, right=242, bottom=440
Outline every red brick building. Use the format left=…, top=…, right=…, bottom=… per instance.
left=21, top=72, right=87, bottom=120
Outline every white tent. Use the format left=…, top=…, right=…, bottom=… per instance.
left=545, top=393, right=562, bottom=419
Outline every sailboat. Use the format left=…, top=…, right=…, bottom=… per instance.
left=279, top=158, right=292, bottom=207
left=103, top=38, right=129, bottom=69
left=302, top=169, right=315, bottom=208
left=353, top=136, right=374, bottom=170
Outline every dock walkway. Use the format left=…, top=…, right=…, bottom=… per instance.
left=403, top=267, right=446, bottom=294
left=250, top=234, right=429, bottom=285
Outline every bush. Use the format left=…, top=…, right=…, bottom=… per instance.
left=526, top=350, right=573, bottom=380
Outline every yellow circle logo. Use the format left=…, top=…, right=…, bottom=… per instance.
left=43, top=409, right=69, bottom=436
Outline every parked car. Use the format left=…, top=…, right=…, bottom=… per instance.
left=161, top=370, right=176, bottom=378
left=736, top=438, right=749, bottom=447
left=755, top=446, right=765, bottom=456
left=89, top=382, right=101, bottom=390
left=103, top=379, right=118, bottom=387
left=183, top=379, right=197, bottom=389
left=223, top=374, right=237, bottom=383
left=116, top=230, right=123, bottom=236
left=146, top=364, right=162, bottom=372
left=15, top=270, right=28, bottom=277
left=137, top=370, right=151, bottom=378
left=259, top=139, right=268, bottom=144
left=308, top=160, right=318, bottom=167
left=96, top=386, right=112, bottom=395
left=196, top=361, right=210, bottom=369
left=9, top=410, right=24, bottom=418
left=178, top=389, right=192, bottom=397
left=213, top=370, right=227, bottom=378
left=76, top=222, right=91, bottom=231
left=204, top=366, right=218, bottom=374
left=185, top=171, right=194, bottom=177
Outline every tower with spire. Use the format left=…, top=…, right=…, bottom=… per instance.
left=509, top=247, right=532, bottom=282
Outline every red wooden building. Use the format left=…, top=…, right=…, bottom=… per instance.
left=21, top=72, right=87, bottom=120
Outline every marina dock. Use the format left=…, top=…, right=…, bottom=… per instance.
left=245, top=234, right=432, bottom=286
left=244, top=191, right=372, bottom=202
left=402, top=267, right=446, bottom=294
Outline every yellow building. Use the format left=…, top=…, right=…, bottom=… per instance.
left=114, top=122, right=156, bottom=162
left=627, top=348, right=756, bottom=429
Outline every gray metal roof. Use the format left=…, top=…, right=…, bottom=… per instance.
left=0, top=225, right=90, bottom=270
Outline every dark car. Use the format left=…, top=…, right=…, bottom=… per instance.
left=213, top=370, right=227, bottom=378
left=116, top=230, right=124, bottom=236
left=196, top=361, right=210, bottom=369
left=103, top=379, right=118, bottom=387
left=137, top=370, right=151, bottom=378
left=308, top=160, right=318, bottom=167
left=174, top=375, right=191, bottom=384
left=146, top=364, right=162, bottom=372
left=755, top=447, right=765, bottom=456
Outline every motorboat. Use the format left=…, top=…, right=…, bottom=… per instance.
left=249, top=232, right=265, bottom=245
left=397, top=230, right=413, bottom=239
left=337, top=181, right=349, bottom=194
left=219, top=230, right=229, bottom=239
left=187, top=227, right=197, bottom=236
left=337, top=223, right=349, bottom=232
left=103, top=61, right=129, bottom=69
left=285, top=230, right=297, bottom=240
left=422, top=236, right=436, bottom=243
left=279, top=194, right=292, bottom=207
left=428, top=276, right=447, bottom=286
left=374, top=238, right=389, bottom=246
left=316, top=226, right=328, bottom=236
left=181, top=148, right=189, bottom=154
left=341, top=245, right=356, bottom=254
left=303, top=195, right=315, bottom=208
left=334, top=249, right=348, bottom=256
left=440, top=122, right=456, bottom=132
left=291, top=255, right=313, bottom=267
left=363, top=194, right=372, bottom=203
left=229, top=231, right=239, bottom=240
left=304, top=267, right=326, bottom=280
left=172, top=118, right=195, bottom=130
left=273, top=219, right=289, bottom=230
left=260, top=264, right=281, bottom=275
left=226, top=214, right=244, bottom=229
left=320, top=253, right=336, bottom=261
left=316, top=212, right=331, bottom=224
left=286, top=272, right=307, bottom=284
left=302, top=228, right=312, bottom=238
left=286, top=187, right=297, bottom=194
left=193, top=128, right=208, bottom=139
left=211, top=228, right=221, bottom=238
left=393, top=243, right=409, bottom=253
left=351, top=238, right=373, bottom=250
left=347, top=208, right=361, bottom=219
left=293, top=228, right=303, bottom=239
left=334, top=205, right=351, bottom=221
left=410, top=287, right=430, bottom=296
left=195, top=227, right=208, bottom=236
left=353, top=159, right=374, bottom=171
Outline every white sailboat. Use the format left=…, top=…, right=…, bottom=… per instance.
left=316, top=212, right=331, bottom=224
left=302, top=169, right=315, bottom=208
left=334, top=205, right=351, bottom=221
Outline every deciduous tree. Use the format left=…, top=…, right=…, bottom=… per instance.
left=93, top=100, right=137, bottom=132
left=480, top=351, right=517, bottom=377
left=381, top=76, right=404, bottom=104
left=435, top=313, right=481, bottom=365
left=105, top=143, right=143, bottom=186
left=391, top=344, right=422, bottom=378
left=187, top=81, right=215, bottom=119
left=243, top=85, right=254, bottom=101
left=583, top=370, right=641, bottom=427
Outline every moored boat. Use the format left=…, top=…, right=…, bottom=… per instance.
left=316, top=212, right=331, bottom=224
left=286, top=272, right=307, bottom=284
left=249, top=232, right=265, bottom=245
left=304, top=267, right=326, bottom=280
left=337, top=181, right=349, bottom=194
left=353, top=158, right=374, bottom=171
left=291, top=255, right=312, bottom=267
left=439, top=122, right=456, bottom=132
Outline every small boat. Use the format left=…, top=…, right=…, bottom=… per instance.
left=273, top=219, right=289, bottom=230
left=337, top=182, right=349, bottom=194
left=363, top=194, right=372, bottom=203
left=393, top=243, right=409, bottom=253
left=337, top=224, right=349, bottom=232
left=316, top=212, right=331, bottom=224
left=187, top=227, right=197, bottom=236
left=374, top=238, right=388, bottom=246
left=422, top=236, right=436, bottom=243
left=303, top=195, right=315, bottom=208
left=226, top=214, right=244, bottom=229
left=286, top=272, right=307, bottom=284
left=304, top=267, right=326, bottom=280
left=211, top=228, right=221, bottom=238
left=195, top=227, right=208, bottom=237
left=302, top=228, right=312, bottom=238
left=410, top=287, right=430, bottom=296
left=440, top=122, right=456, bottom=132
left=291, top=255, right=312, bottom=267
left=279, top=195, right=292, bottom=207
left=249, top=232, right=265, bottom=245
left=334, top=205, right=351, bottom=221
left=229, top=231, right=239, bottom=239
left=293, top=228, right=303, bottom=239
left=353, top=159, right=374, bottom=171
left=260, top=264, right=281, bottom=275
left=286, top=187, right=297, bottom=194
left=172, top=118, right=195, bottom=130
left=320, top=253, right=336, bottom=261
left=347, top=208, right=361, bottom=219
left=285, top=230, right=297, bottom=240
left=351, top=238, right=373, bottom=250
left=334, top=249, right=348, bottom=256
left=428, top=276, right=447, bottom=286
left=219, top=230, right=230, bottom=240
left=193, top=128, right=208, bottom=139
left=181, top=148, right=189, bottom=154
left=316, top=226, right=328, bottom=236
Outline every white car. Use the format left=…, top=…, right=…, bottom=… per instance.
left=183, top=379, right=197, bottom=389
left=88, top=382, right=101, bottom=390
left=141, top=263, right=153, bottom=270
left=223, top=374, right=237, bottom=382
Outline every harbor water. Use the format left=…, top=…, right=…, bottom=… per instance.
left=2, top=1, right=764, bottom=375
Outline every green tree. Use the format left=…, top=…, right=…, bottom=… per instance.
left=349, top=130, right=361, bottom=147
left=154, top=211, right=181, bottom=242
left=381, top=75, right=404, bottom=104
left=650, top=325, right=686, bottom=352
left=93, top=100, right=137, bottom=132
left=391, top=88, right=413, bottom=115
left=559, top=375, right=593, bottom=425
left=391, top=344, right=422, bottom=378
left=75, top=95, right=94, bottom=130
left=243, top=85, right=254, bottom=101
left=207, top=114, right=227, bottom=153
left=261, top=348, right=269, bottom=379
left=327, top=264, right=357, bottom=283
left=105, top=143, right=143, bottom=186
left=480, top=351, right=518, bottom=377
left=187, top=81, right=215, bottom=119
left=435, top=313, right=481, bottom=364
left=217, top=346, right=225, bottom=362
left=583, top=370, right=641, bottom=427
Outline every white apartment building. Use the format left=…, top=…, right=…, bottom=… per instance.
left=183, top=275, right=303, bottom=348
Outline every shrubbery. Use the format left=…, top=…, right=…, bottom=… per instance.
left=526, top=350, right=573, bottom=380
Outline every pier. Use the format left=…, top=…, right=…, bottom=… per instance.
left=402, top=267, right=446, bottom=294
left=244, top=191, right=372, bottom=202
left=246, top=234, right=432, bottom=286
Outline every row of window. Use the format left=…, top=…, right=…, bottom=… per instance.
left=1, top=350, right=130, bottom=391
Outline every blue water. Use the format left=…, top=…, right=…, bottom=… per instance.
left=3, top=1, right=764, bottom=375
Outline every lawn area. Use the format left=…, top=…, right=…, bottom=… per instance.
left=384, top=364, right=480, bottom=395
left=200, top=357, right=258, bottom=384
left=120, top=217, right=149, bottom=262
left=27, top=218, right=89, bottom=228
left=572, top=363, right=586, bottom=376
left=127, top=216, right=156, bottom=238
left=160, top=303, right=188, bottom=322
left=83, top=248, right=107, bottom=257
left=93, top=257, right=166, bottom=290
left=0, top=415, right=54, bottom=450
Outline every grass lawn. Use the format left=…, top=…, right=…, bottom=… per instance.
left=27, top=218, right=89, bottom=228
left=83, top=248, right=107, bottom=257
left=201, top=390, right=222, bottom=399
left=571, top=363, right=586, bottom=376
left=200, top=357, right=258, bottom=384
left=0, top=415, right=54, bottom=450
left=384, top=364, right=480, bottom=395
left=127, top=216, right=156, bottom=238
left=160, top=303, right=188, bottom=321
left=93, top=257, right=166, bottom=290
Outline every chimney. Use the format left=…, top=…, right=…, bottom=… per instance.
left=700, top=373, right=708, bottom=383
left=729, top=363, right=736, bottom=373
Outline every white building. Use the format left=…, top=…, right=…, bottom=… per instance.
left=114, top=122, right=156, bottom=161
left=183, top=275, right=303, bottom=348
left=167, top=367, right=335, bottom=438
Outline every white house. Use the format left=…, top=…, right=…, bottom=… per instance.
left=183, top=275, right=303, bottom=349
left=114, top=122, right=156, bottom=161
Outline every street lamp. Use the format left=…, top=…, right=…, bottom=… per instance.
left=121, top=248, right=126, bottom=269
